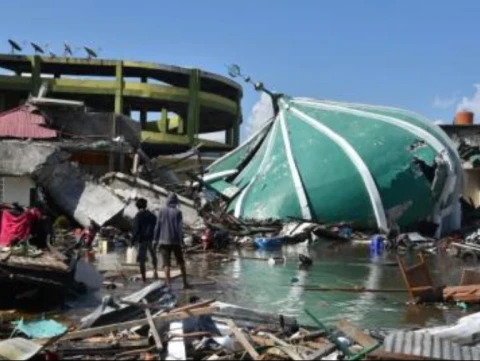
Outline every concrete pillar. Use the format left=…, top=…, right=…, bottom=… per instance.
left=140, top=77, right=148, bottom=128
left=233, top=105, right=241, bottom=147
left=226, top=127, right=234, bottom=145
left=132, top=152, right=140, bottom=175
left=177, top=116, right=184, bottom=135
left=119, top=153, right=126, bottom=173
left=159, top=108, right=168, bottom=133
left=31, top=56, right=42, bottom=96
left=114, top=62, right=124, bottom=114
left=109, top=113, right=117, bottom=172
left=187, top=69, right=200, bottom=145
left=140, top=109, right=147, bottom=130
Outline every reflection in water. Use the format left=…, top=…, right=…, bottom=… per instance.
left=86, top=243, right=480, bottom=329
left=232, top=254, right=242, bottom=280
left=353, top=263, right=381, bottom=325
left=282, top=268, right=307, bottom=315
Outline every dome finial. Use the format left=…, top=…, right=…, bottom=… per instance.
left=226, top=64, right=282, bottom=115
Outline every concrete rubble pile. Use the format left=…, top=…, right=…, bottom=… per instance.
left=0, top=141, right=201, bottom=230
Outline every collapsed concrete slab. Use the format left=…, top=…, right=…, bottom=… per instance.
left=0, top=141, right=126, bottom=227
left=101, top=172, right=201, bottom=228
left=34, top=162, right=126, bottom=227
left=0, top=141, right=200, bottom=230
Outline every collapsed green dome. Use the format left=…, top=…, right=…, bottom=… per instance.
left=205, top=96, right=462, bottom=233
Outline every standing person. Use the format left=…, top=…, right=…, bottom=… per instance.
left=131, top=198, right=158, bottom=283
left=154, top=193, right=189, bottom=289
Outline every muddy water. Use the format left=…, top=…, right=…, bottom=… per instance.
left=70, top=242, right=480, bottom=330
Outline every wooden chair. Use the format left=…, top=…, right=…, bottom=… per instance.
left=397, top=253, right=435, bottom=302
left=460, top=269, right=480, bottom=286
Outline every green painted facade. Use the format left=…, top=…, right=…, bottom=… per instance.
left=0, top=54, right=242, bottom=152
left=206, top=96, right=462, bottom=234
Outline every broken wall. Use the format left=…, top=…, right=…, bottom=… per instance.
left=34, top=162, right=126, bottom=227
left=0, top=141, right=126, bottom=227
left=0, top=141, right=69, bottom=176
left=45, top=109, right=141, bottom=147
left=101, top=173, right=200, bottom=227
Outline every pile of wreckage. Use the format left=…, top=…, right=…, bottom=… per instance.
left=0, top=280, right=479, bottom=360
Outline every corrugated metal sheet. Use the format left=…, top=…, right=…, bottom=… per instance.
left=0, top=106, right=57, bottom=139
left=384, top=331, right=480, bottom=360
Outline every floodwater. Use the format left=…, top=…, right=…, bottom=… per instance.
left=184, top=242, right=479, bottom=329
left=69, top=241, right=480, bottom=330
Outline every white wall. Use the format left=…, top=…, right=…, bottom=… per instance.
left=1, top=176, right=35, bottom=206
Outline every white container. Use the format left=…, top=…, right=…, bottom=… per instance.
left=126, top=246, right=137, bottom=264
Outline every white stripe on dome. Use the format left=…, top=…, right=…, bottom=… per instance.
left=279, top=110, right=312, bottom=220
left=207, top=117, right=274, bottom=171
left=293, top=99, right=457, bottom=224
left=295, top=97, right=458, bottom=156
left=234, top=118, right=279, bottom=218
left=282, top=100, right=389, bottom=232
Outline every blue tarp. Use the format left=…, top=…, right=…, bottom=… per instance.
left=11, top=318, right=67, bottom=339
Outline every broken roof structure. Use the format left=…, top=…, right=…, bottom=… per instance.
left=204, top=67, right=463, bottom=234
left=0, top=106, right=57, bottom=139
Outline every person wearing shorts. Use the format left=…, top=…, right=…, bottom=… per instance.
left=154, top=193, right=189, bottom=289
left=131, top=198, right=158, bottom=282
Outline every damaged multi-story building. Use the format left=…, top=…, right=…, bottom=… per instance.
left=439, top=111, right=480, bottom=225
left=1, top=52, right=479, bottom=238
left=0, top=53, right=243, bottom=228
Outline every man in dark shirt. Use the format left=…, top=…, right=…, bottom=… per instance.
left=154, top=193, right=189, bottom=289
left=131, top=198, right=158, bottom=283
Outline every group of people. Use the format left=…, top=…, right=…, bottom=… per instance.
left=131, top=193, right=189, bottom=289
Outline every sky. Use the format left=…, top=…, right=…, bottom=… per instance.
left=2, top=0, right=480, bottom=141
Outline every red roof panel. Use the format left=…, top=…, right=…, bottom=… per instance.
left=0, top=106, right=57, bottom=139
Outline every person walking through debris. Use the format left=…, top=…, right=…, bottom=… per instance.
left=154, top=193, right=190, bottom=289
left=131, top=198, right=158, bottom=283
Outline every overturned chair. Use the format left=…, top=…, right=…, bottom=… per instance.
left=398, top=253, right=480, bottom=304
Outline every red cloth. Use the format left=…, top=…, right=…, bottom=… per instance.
left=0, top=210, right=36, bottom=247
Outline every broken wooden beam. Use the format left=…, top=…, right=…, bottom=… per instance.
left=263, top=332, right=304, bottom=360
left=226, top=319, right=260, bottom=360
left=142, top=299, right=163, bottom=354
left=61, top=307, right=217, bottom=341
left=335, top=320, right=378, bottom=349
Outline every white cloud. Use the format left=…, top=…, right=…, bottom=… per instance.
left=434, top=119, right=445, bottom=125
left=433, top=94, right=458, bottom=109
left=457, top=85, right=480, bottom=117
left=245, top=92, right=274, bottom=137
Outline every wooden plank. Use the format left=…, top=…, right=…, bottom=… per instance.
left=226, top=319, right=260, bottom=360
left=61, top=307, right=217, bottom=341
left=167, top=332, right=212, bottom=340
left=290, top=330, right=326, bottom=344
left=450, top=294, right=480, bottom=302
left=264, top=332, right=305, bottom=360
left=170, top=299, right=215, bottom=314
left=306, top=344, right=337, bottom=360
left=250, top=335, right=275, bottom=347
left=142, top=299, right=163, bottom=353
left=335, top=320, right=377, bottom=348
left=444, top=285, right=480, bottom=293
